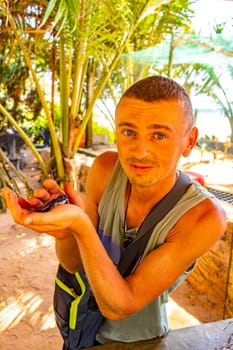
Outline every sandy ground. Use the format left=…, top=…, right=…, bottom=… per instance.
left=0, top=213, right=63, bottom=350
left=0, top=147, right=233, bottom=350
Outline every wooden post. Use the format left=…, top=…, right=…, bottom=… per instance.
left=223, top=220, right=233, bottom=319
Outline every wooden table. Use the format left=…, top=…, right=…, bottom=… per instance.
left=89, top=318, right=233, bottom=350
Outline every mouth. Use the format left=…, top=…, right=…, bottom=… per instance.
left=129, top=163, right=153, bottom=173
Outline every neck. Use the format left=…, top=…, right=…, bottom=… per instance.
left=130, top=171, right=179, bottom=206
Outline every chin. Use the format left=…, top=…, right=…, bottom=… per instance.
left=129, top=176, right=158, bottom=188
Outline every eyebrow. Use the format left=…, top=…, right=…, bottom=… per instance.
left=117, top=121, right=173, bottom=132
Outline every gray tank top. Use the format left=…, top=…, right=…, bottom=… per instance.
left=96, top=159, right=214, bottom=344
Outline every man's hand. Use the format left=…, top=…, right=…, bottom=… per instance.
left=64, top=181, right=85, bottom=210
left=18, top=179, right=85, bottom=213
left=1, top=181, right=86, bottom=239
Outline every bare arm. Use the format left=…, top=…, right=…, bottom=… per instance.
left=56, top=151, right=118, bottom=272
left=18, top=179, right=85, bottom=273
left=55, top=234, right=82, bottom=273
left=68, top=196, right=226, bottom=320
left=1, top=154, right=226, bottom=321
left=54, top=182, right=84, bottom=272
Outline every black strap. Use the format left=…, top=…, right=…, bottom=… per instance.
left=118, top=171, right=192, bottom=277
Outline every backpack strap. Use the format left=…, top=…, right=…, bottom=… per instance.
left=118, top=171, right=192, bottom=277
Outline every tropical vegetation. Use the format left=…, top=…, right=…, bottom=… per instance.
left=0, top=0, right=232, bottom=198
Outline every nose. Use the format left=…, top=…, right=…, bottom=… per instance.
left=130, top=135, right=150, bottom=156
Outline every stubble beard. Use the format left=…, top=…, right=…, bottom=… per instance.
left=125, top=159, right=161, bottom=188
left=128, top=174, right=159, bottom=188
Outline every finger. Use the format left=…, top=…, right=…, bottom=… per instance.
left=64, top=182, right=77, bottom=201
left=18, top=196, right=44, bottom=212
left=1, top=187, right=16, bottom=204
left=1, top=187, right=9, bottom=208
left=65, top=182, right=85, bottom=208
left=2, top=188, right=25, bottom=223
left=43, top=179, right=64, bottom=195
left=18, top=197, right=34, bottom=210
left=33, top=188, right=51, bottom=202
left=28, top=196, right=44, bottom=208
left=32, top=180, right=64, bottom=203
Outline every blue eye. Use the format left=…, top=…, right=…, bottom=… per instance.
left=123, top=130, right=136, bottom=136
left=154, top=133, right=166, bottom=140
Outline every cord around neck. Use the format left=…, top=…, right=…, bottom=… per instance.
left=123, top=183, right=133, bottom=247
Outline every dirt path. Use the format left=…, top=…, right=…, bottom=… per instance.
left=0, top=212, right=63, bottom=349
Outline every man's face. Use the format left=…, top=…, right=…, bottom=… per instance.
left=115, top=97, right=197, bottom=188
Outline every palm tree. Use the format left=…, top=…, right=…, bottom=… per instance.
left=94, top=0, right=194, bottom=128
left=0, top=0, right=195, bottom=191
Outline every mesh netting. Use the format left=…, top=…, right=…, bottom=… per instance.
left=122, top=34, right=232, bottom=65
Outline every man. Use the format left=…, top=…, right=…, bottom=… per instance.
left=2, top=76, right=226, bottom=345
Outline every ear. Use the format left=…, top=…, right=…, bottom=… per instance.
left=182, top=127, right=199, bottom=157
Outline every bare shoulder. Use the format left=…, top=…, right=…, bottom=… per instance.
left=192, top=196, right=226, bottom=228
left=85, top=151, right=118, bottom=215
left=93, top=150, right=118, bottom=174
left=89, top=150, right=118, bottom=188
left=167, top=196, right=226, bottom=252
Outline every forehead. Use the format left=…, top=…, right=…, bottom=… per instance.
left=116, top=97, right=186, bottom=126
